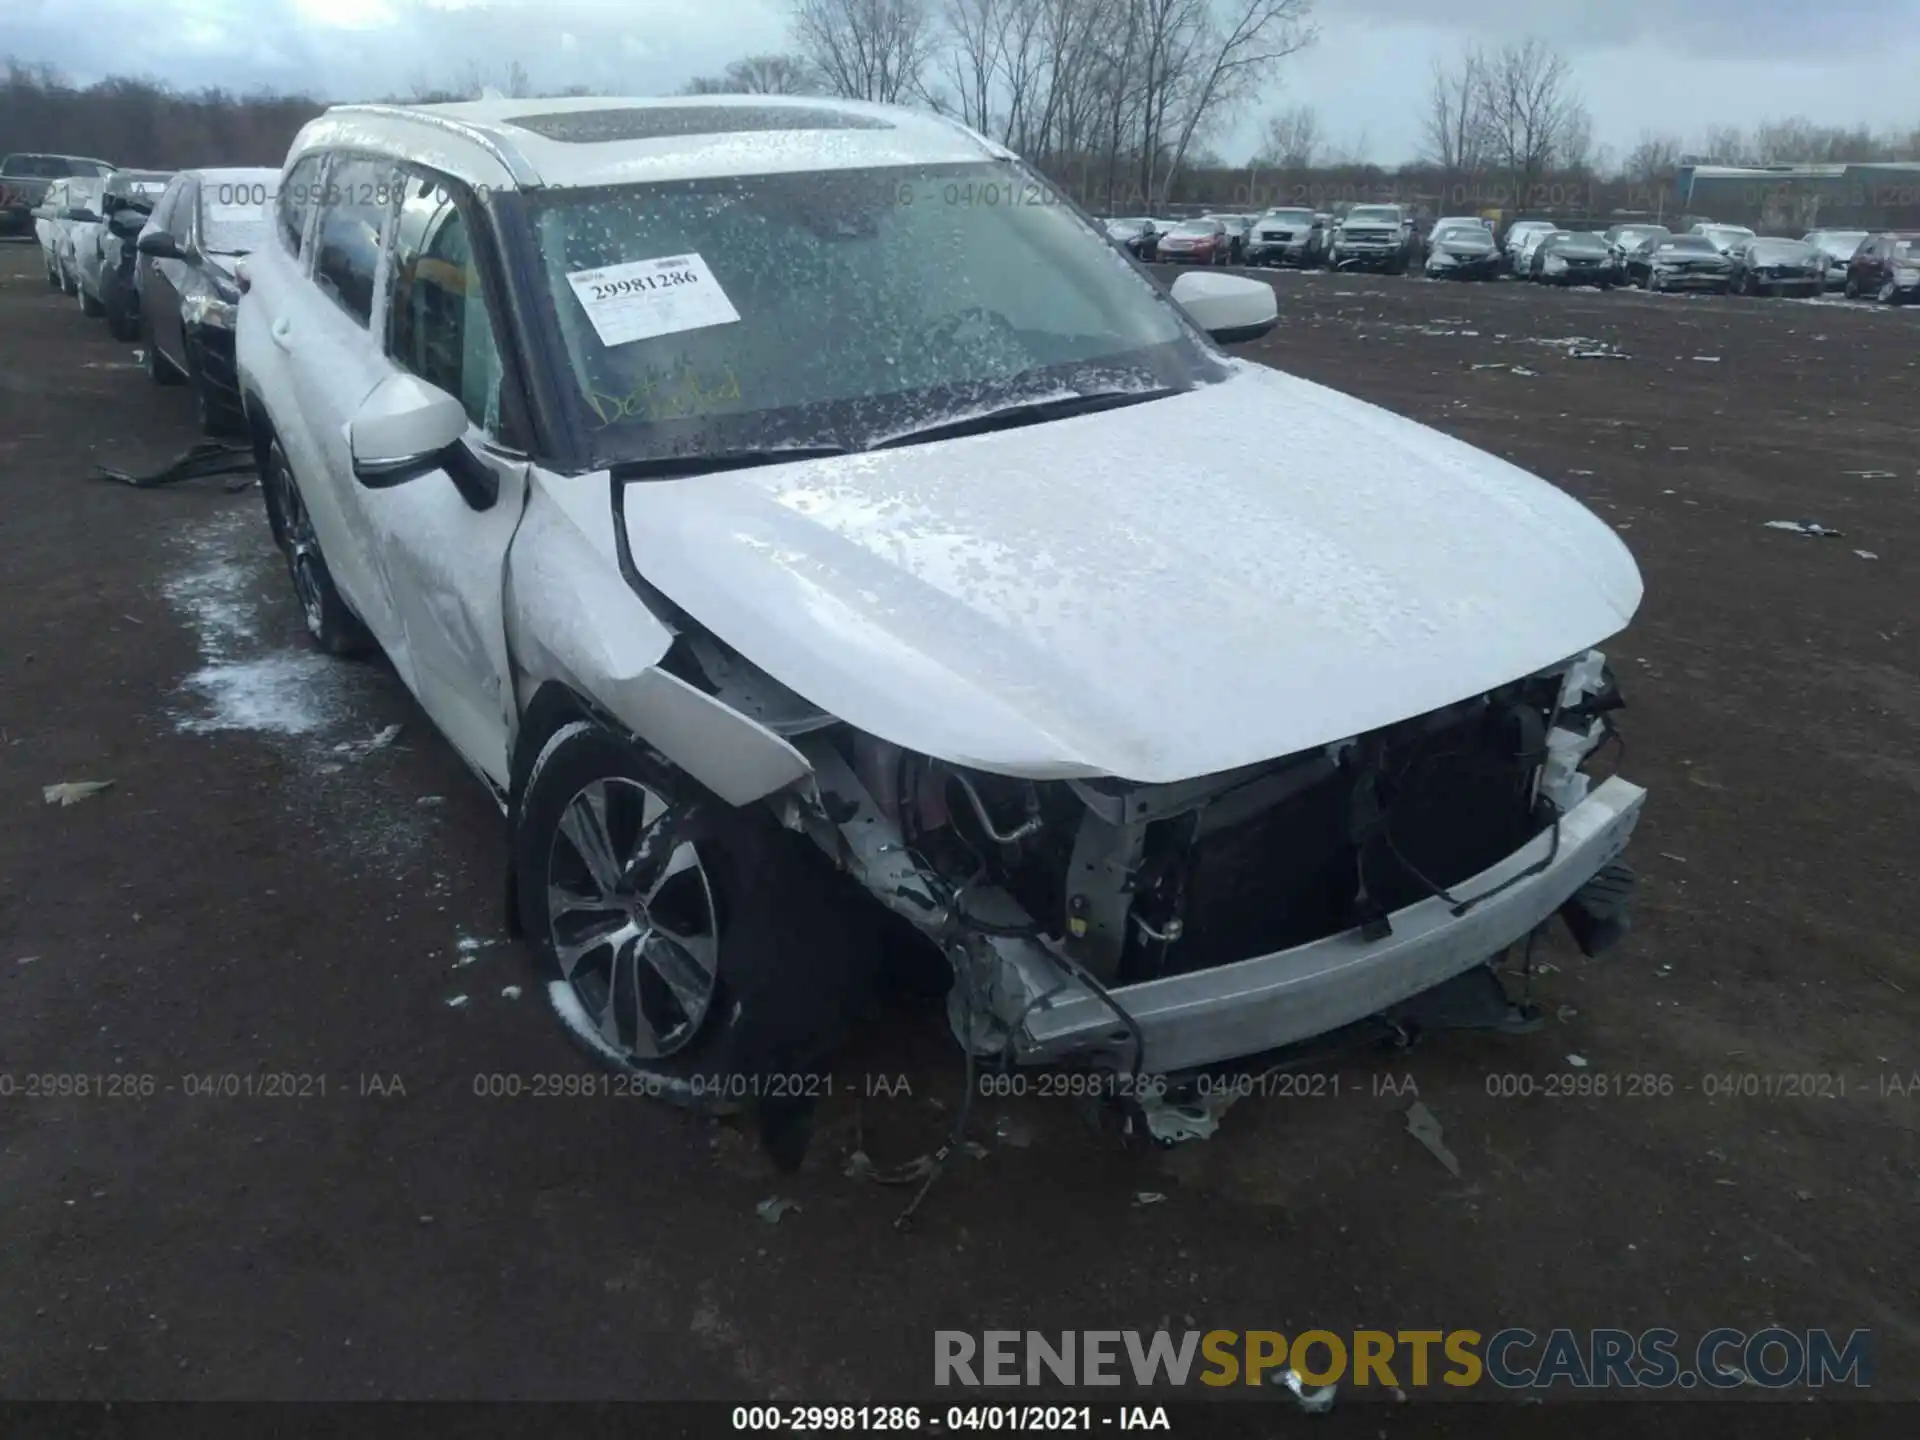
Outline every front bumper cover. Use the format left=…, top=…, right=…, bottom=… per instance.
left=1000, top=775, right=1645, bottom=1072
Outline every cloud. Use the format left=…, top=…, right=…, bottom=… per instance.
left=2, top=0, right=1915, bottom=163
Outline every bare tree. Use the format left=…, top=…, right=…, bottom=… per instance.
left=503, top=60, right=532, bottom=99
left=1621, top=131, right=1682, bottom=184
left=1473, top=38, right=1588, bottom=203
left=1419, top=47, right=1484, bottom=175
left=1156, top=0, right=1316, bottom=202
left=1257, top=103, right=1320, bottom=168
left=682, top=53, right=818, bottom=95
left=791, top=0, right=937, bottom=104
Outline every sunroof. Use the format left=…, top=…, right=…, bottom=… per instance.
left=504, top=106, right=893, bottom=143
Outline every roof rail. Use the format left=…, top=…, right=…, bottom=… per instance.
left=323, top=103, right=543, bottom=186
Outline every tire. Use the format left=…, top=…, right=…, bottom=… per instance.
left=80, top=284, right=104, bottom=317
left=260, top=439, right=374, bottom=655
left=187, top=343, right=243, bottom=437
left=1878, top=279, right=1899, bottom=305
left=107, top=300, right=139, bottom=343
left=143, top=314, right=183, bottom=387
left=1843, top=277, right=1859, bottom=300
left=515, top=723, right=880, bottom=1163
left=45, top=259, right=60, bottom=290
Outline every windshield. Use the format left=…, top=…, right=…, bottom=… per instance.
left=1748, top=240, right=1810, bottom=261
left=1894, top=240, right=1917, bottom=261
left=1169, top=221, right=1217, bottom=236
left=198, top=182, right=275, bottom=255
left=1260, top=209, right=1314, bottom=225
left=526, top=161, right=1220, bottom=463
left=5, top=154, right=84, bottom=179
left=1660, top=238, right=1717, bottom=254
left=1344, top=207, right=1400, bottom=223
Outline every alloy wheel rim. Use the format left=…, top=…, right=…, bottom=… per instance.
left=545, top=776, right=719, bottom=1060
left=270, top=461, right=326, bottom=635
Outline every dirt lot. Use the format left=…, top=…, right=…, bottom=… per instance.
left=1, top=241, right=1916, bottom=1410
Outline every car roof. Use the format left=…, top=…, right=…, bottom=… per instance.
left=174, top=166, right=281, bottom=186
left=290, top=94, right=1005, bottom=193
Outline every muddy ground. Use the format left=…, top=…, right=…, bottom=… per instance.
left=1, top=242, right=1915, bottom=1411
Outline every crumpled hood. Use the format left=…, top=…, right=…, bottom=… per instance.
left=620, top=363, right=1643, bottom=783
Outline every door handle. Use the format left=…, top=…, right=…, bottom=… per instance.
left=270, top=316, right=293, bottom=351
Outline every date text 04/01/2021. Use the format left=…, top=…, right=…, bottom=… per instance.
left=730, top=1404, right=1172, bottom=1431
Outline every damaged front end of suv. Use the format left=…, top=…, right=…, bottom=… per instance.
left=768, top=648, right=1640, bottom=1090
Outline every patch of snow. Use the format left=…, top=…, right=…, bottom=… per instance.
left=177, top=651, right=348, bottom=736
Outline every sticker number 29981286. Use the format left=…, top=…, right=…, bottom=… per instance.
left=564, top=252, right=741, bottom=348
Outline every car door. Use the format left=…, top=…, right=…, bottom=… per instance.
left=355, top=169, right=530, bottom=786
left=280, top=153, right=414, bottom=676
left=146, top=176, right=194, bottom=368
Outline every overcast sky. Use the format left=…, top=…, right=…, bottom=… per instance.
left=4, top=0, right=1917, bottom=165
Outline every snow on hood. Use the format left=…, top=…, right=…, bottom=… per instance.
left=618, top=363, right=1643, bottom=783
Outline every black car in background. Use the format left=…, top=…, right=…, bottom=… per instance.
left=1423, top=219, right=1502, bottom=280
left=1635, top=234, right=1732, bottom=293
left=0, top=151, right=114, bottom=235
left=1102, top=216, right=1160, bottom=259
left=134, top=167, right=278, bottom=434
left=1528, top=230, right=1616, bottom=287
left=1603, top=222, right=1669, bottom=271
left=1726, top=236, right=1823, bottom=297
left=93, top=170, right=174, bottom=340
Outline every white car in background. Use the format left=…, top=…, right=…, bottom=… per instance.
left=1502, top=219, right=1557, bottom=273
left=34, top=175, right=107, bottom=294
left=235, top=95, right=1643, bottom=1163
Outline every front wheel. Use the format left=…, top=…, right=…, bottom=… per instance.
left=1879, top=279, right=1901, bottom=305
left=515, top=724, right=881, bottom=1163
left=79, top=284, right=104, bottom=317
left=261, top=440, right=373, bottom=655
left=1844, top=276, right=1860, bottom=299
left=45, top=259, right=60, bottom=290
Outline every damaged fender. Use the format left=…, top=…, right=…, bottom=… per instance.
left=505, top=479, right=814, bottom=808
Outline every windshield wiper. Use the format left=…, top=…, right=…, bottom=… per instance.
left=612, top=444, right=853, bottom=481
left=872, top=388, right=1178, bottom=450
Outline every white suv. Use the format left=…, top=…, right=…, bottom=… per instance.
left=236, top=96, right=1644, bottom=1155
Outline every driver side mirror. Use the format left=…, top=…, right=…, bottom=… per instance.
left=108, top=210, right=147, bottom=238
left=349, top=372, right=474, bottom=489
left=64, top=207, right=102, bottom=224
left=1168, top=271, right=1278, bottom=345
left=136, top=230, right=187, bottom=260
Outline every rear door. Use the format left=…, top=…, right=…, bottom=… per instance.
left=145, top=176, right=194, bottom=367
left=355, top=169, right=530, bottom=785
left=281, top=153, right=413, bottom=675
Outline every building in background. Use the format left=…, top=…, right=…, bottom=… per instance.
left=1675, top=162, right=1920, bottom=231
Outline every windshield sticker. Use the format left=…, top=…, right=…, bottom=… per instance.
left=564, top=253, right=741, bottom=348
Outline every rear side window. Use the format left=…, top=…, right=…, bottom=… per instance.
left=386, top=176, right=503, bottom=433
left=277, top=154, right=323, bottom=258
left=311, top=156, right=397, bottom=327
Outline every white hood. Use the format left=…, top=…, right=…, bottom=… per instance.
left=620, top=363, right=1642, bottom=783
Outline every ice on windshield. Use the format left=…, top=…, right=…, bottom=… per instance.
left=200, top=195, right=274, bottom=255
left=529, top=163, right=1214, bottom=459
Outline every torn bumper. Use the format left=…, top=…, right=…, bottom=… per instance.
left=999, top=775, right=1645, bottom=1072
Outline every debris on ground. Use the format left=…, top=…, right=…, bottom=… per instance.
left=1853, top=550, right=1878, bottom=560
left=1133, top=1191, right=1167, bottom=1207
left=332, top=723, right=403, bottom=758
left=43, top=780, right=114, bottom=806
left=1567, top=1054, right=1590, bottom=1068
left=93, top=440, right=257, bottom=492
left=444, top=994, right=469, bottom=1009
left=1273, top=1367, right=1339, bottom=1412
left=992, top=1112, right=1034, bottom=1148
left=1691, top=355, right=1721, bottom=362
left=14, top=956, right=40, bottom=966
left=1404, top=1101, right=1461, bottom=1177
left=756, top=1197, right=800, bottom=1224
left=500, top=985, right=523, bottom=1000
left=1762, top=520, right=1844, bottom=538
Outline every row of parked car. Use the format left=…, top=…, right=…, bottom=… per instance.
left=1102, top=200, right=1918, bottom=305
left=1495, top=218, right=1918, bottom=301
left=13, top=151, right=282, bottom=431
